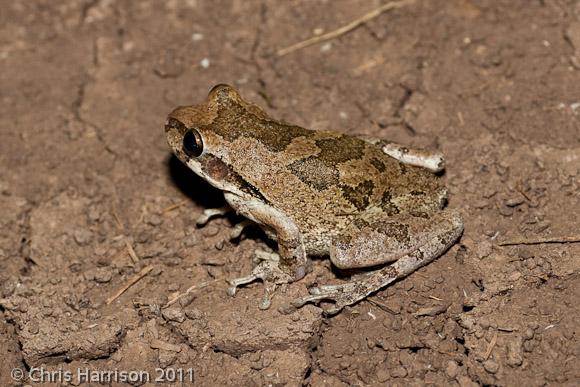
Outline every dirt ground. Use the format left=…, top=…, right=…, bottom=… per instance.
left=1, top=0, right=579, bottom=386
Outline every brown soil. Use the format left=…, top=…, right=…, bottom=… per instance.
left=1, top=1, right=579, bottom=386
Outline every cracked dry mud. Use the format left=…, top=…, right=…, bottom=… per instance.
left=1, top=1, right=579, bottom=386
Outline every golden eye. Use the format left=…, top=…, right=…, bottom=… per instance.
left=182, top=129, right=204, bottom=158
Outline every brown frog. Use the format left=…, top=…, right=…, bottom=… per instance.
left=165, top=85, right=463, bottom=314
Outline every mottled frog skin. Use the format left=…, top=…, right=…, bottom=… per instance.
left=165, top=85, right=463, bottom=314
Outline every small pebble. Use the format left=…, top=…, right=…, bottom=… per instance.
left=185, top=307, right=204, bottom=321
left=162, top=307, right=186, bottom=323
left=320, top=42, right=332, bottom=52
left=445, top=360, right=460, bottom=379
left=483, top=359, right=499, bottom=374
left=146, top=214, right=163, bottom=226
left=390, top=366, right=408, bottom=378
left=73, top=228, right=93, bottom=245
left=457, top=375, right=479, bottom=387
left=27, top=322, right=39, bottom=334
left=498, top=205, right=513, bottom=217
left=178, top=292, right=196, bottom=308
left=506, top=338, right=523, bottom=367
left=94, top=268, right=112, bottom=283
left=201, top=225, right=220, bottom=237
left=522, top=340, right=536, bottom=352
left=472, top=200, right=488, bottom=209
left=88, top=206, right=102, bottom=222
left=505, top=196, right=525, bottom=207
left=183, top=234, right=198, bottom=247
left=391, top=316, right=403, bottom=331
left=475, top=240, right=492, bottom=259
left=376, top=368, right=390, bottom=382
left=191, top=32, right=204, bottom=41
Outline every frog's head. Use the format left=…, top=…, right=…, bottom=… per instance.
left=165, top=84, right=257, bottom=197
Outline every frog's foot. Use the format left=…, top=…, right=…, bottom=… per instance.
left=252, top=249, right=280, bottom=264
left=291, top=281, right=370, bottom=315
left=196, top=206, right=231, bottom=226
left=227, top=259, right=294, bottom=310
left=229, top=219, right=254, bottom=240
left=381, top=142, right=445, bottom=173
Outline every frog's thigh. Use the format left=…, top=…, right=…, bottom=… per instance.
left=330, top=209, right=460, bottom=270
left=294, top=209, right=463, bottom=314
left=224, top=193, right=308, bottom=280
left=360, top=137, right=445, bottom=173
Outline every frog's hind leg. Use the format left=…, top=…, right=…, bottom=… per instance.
left=360, top=137, right=445, bottom=173
left=381, top=142, right=445, bottom=173
left=291, top=209, right=463, bottom=315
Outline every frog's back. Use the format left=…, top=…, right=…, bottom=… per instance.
left=203, top=85, right=446, bottom=228
left=278, top=132, right=446, bottom=212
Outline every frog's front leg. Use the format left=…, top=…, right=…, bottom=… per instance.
left=292, top=209, right=463, bottom=315
left=361, top=137, right=445, bottom=173
left=223, top=193, right=309, bottom=309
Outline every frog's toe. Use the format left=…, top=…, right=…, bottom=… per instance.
left=227, top=260, right=294, bottom=309
left=229, top=219, right=254, bottom=240
left=258, top=282, right=278, bottom=310
left=226, top=273, right=259, bottom=296
left=252, top=249, right=280, bottom=264
left=196, top=206, right=231, bottom=226
left=291, top=282, right=366, bottom=315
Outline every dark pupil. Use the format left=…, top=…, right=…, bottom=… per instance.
left=183, top=130, right=203, bottom=157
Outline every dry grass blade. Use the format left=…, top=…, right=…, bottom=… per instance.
left=498, top=235, right=580, bottom=246
left=125, top=239, right=140, bottom=263
left=484, top=330, right=498, bottom=360
left=163, top=280, right=217, bottom=308
left=162, top=198, right=189, bottom=214
left=106, top=265, right=154, bottom=305
left=276, top=0, right=416, bottom=57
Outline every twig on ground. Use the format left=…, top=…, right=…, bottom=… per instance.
left=106, top=265, right=154, bottom=305
left=484, top=330, right=498, bottom=360
left=111, top=208, right=124, bottom=230
left=276, top=0, right=416, bottom=57
left=125, top=239, right=140, bottom=263
left=163, top=280, right=217, bottom=308
left=367, top=298, right=398, bottom=314
left=162, top=198, right=189, bottom=214
left=498, top=235, right=580, bottom=246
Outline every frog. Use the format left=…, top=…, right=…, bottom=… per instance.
left=165, top=84, right=464, bottom=315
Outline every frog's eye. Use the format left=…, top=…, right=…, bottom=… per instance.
left=182, top=128, right=204, bottom=158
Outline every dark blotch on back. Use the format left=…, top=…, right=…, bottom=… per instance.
left=211, top=97, right=312, bottom=152
left=369, top=157, right=386, bottom=172
left=315, top=136, right=365, bottom=164
left=374, top=221, right=411, bottom=245
left=380, top=191, right=400, bottom=215
left=288, top=156, right=340, bottom=191
left=341, top=180, right=375, bottom=211
left=288, top=135, right=367, bottom=193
